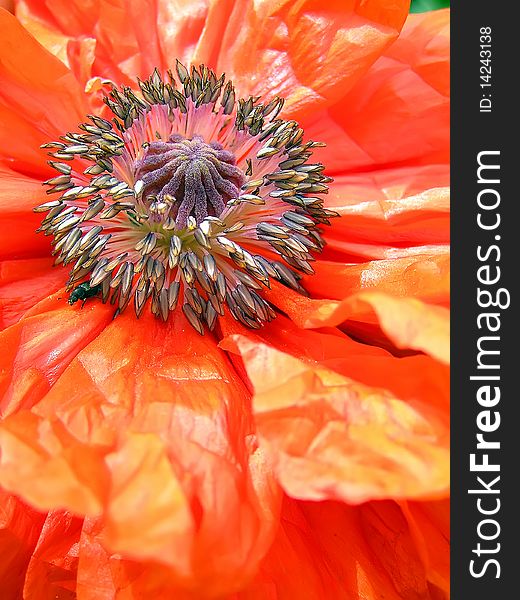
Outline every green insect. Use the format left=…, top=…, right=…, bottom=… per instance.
left=68, top=282, right=102, bottom=307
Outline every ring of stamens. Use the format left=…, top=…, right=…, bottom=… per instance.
left=34, top=63, right=335, bottom=333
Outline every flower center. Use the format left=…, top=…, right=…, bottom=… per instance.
left=136, top=134, right=245, bottom=227
left=35, top=64, right=335, bottom=333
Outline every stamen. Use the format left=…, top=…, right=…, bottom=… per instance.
left=34, top=63, right=335, bottom=333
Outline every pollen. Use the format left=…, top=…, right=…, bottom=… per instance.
left=34, top=63, right=335, bottom=333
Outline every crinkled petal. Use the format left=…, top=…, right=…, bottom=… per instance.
left=76, top=497, right=448, bottom=599
left=0, top=291, right=113, bottom=416
left=17, top=0, right=410, bottom=119
left=266, top=284, right=450, bottom=364
left=0, top=311, right=280, bottom=596
left=306, top=9, right=449, bottom=172
left=2, top=4, right=450, bottom=597
left=22, top=510, right=83, bottom=599
left=221, top=327, right=449, bottom=504
left=358, top=500, right=446, bottom=599
left=0, top=9, right=88, bottom=176
left=17, top=0, right=196, bottom=86
left=324, top=178, right=450, bottom=261
left=0, top=166, right=54, bottom=260
left=305, top=251, right=449, bottom=307
left=0, top=258, right=65, bottom=329
left=2, top=494, right=448, bottom=599
left=0, top=490, right=46, bottom=597
left=212, top=0, right=410, bottom=117
left=221, top=312, right=449, bottom=416
left=401, top=499, right=450, bottom=597
left=238, top=496, right=447, bottom=599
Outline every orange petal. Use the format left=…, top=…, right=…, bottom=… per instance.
left=0, top=410, right=112, bottom=515
left=5, top=495, right=447, bottom=598
left=323, top=178, right=450, bottom=260
left=0, top=257, right=65, bottom=330
left=306, top=9, right=449, bottom=172
left=103, top=432, right=195, bottom=572
left=266, top=285, right=450, bottom=364
left=0, top=166, right=54, bottom=260
left=16, top=0, right=100, bottom=86
left=305, top=251, right=450, bottom=307
left=239, top=497, right=438, bottom=599
left=18, top=0, right=409, bottom=116
left=87, top=0, right=164, bottom=83
left=17, top=0, right=169, bottom=86
left=222, top=332, right=449, bottom=504
left=221, top=312, right=449, bottom=418
left=22, top=510, right=83, bottom=599
left=75, top=517, right=194, bottom=599
left=0, top=291, right=113, bottom=416
left=0, top=9, right=88, bottom=177
left=0, top=310, right=280, bottom=596
left=326, top=164, right=449, bottom=208
left=72, top=496, right=445, bottom=599
left=357, top=501, right=441, bottom=599
left=401, top=499, right=450, bottom=597
left=0, top=490, right=46, bottom=598
left=15, top=1, right=70, bottom=64
left=156, top=0, right=213, bottom=68
left=315, top=172, right=450, bottom=292
left=206, top=0, right=409, bottom=117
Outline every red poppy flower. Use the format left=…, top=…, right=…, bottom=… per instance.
left=0, top=1, right=449, bottom=598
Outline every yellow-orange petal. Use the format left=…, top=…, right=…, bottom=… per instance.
left=103, top=432, right=195, bottom=569
left=306, top=9, right=449, bottom=172
left=0, top=9, right=88, bottom=177
left=0, top=411, right=112, bottom=515
left=221, top=333, right=449, bottom=504
left=221, top=312, right=449, bottom=419
left=0, top=310, right=281, bottom=596
left=267, top=285, right=450, bottom=364
left=75, top=517, right=193, bottom=599
left=356, top=294, right=450, bottom=364
left=15, top=1, right=70, bottom=64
